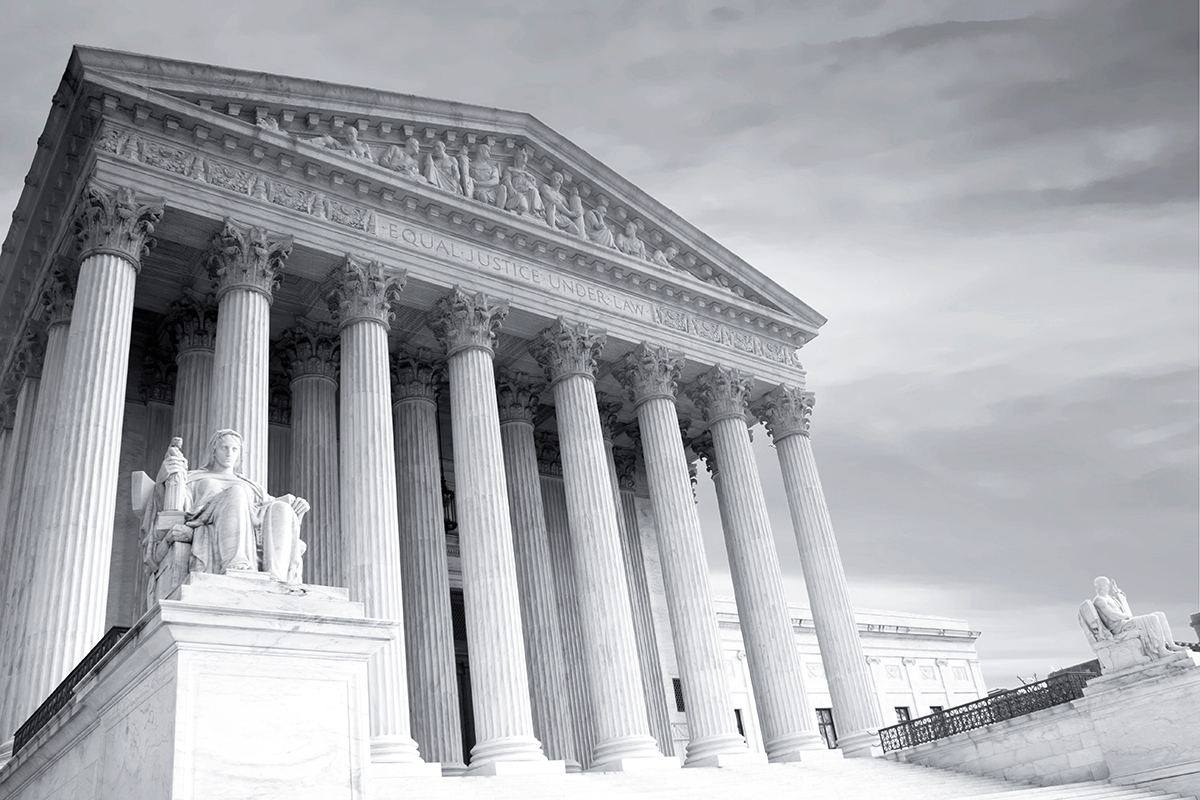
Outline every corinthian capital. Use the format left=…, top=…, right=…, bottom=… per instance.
left=496, top=369, right=544, bottom=424
left=690, top=431, right=718, bottom=477
left=752, top=385, right=815, bottom=441
left=685, top=364, right=754, bottom=424
left=165, top=293, right=219, bottom=354
left=205, top=218, right=292, bottom=301
left=391, top=348, right=442, bottom=404
left=11, top=325, right=46, bottom=381
left=534, top=430, right=562, bottom=476
left=530, top=318, right=606, bottom=386
left=328, top=254, right=406, bottom=328
left=38, top=265, right=75, bottom=328
left=428, top=287, right=509, bottom=357
left=596, top=393, right=624, bottom=443
left=277, top=320, right=340, bottom=382
left=613, top=343, right=684, bottom=407
left=73, top=182, right=165, bottom=266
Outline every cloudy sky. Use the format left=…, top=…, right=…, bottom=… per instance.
left=1, top=1, right=1196, bottom=690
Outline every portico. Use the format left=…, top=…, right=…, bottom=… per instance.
left=0, top=46, right=883, bottom=788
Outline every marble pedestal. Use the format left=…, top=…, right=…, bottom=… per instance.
left=0, top=572, right=426, bottom=800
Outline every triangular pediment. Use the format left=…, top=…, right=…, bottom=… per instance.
left=70, top=46, right=826, bottom=335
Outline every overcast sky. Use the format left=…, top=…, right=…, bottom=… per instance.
left=1, top=0, right=1196, bottom=690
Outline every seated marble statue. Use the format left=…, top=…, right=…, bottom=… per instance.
left=540, top=172, right=584, bottom=237
left=1091, top=576, right=1184, bottom=657
left=424, top=140, right=463, bottom=194
left=147, top=429, right=309, bottom=584
left=616, top=221, right=649, bottom=260
left=584, top=201, right=615, bottom=248
left=380, top=138, right=427, bottom=182
left=464, top=143, right=507, bottom=208
left=343, top=127, right=374, bottom=162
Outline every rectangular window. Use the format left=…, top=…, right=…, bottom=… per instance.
left=815, top=708, right=837, bottom=749
left=734, top=708, right=745, bottom=738
left=929, top=706, right=944, bottom=714
left=894, top=706, right=911, bottom=723
left=672, top=678, right=685, bottom=713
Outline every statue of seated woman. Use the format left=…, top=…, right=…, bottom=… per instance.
left=145, top=429, right=309, bottom=584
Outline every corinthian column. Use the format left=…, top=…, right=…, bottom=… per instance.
left=612, top=346, right=756, bottom=767
left=685, top=367, right=832, bottom=761
left=496, top=370, right=579, bottom=771
left=330, top=255, right=431, bottom=771
left=205, top=220, right=291, bottom=487
left=428, top=287, right=554, bottom=775
left=391, top=350, right=465, bottom=775
left=530, top=319, right=668, bottom=772
left=20, top=183, right=162, bottom=711
left=165, top=293, right=217, bottom=467
left=754, top=386, right=883, bottom=757
left=278, top=321, right=340, bottom=587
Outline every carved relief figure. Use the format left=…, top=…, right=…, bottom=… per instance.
left=310, top=132, right=342, bottom=152
left=616, top=221, right=648, bottom=259
left=584, top=200, right=615, bottom=248
left=147, top=429, right=309, bottom=583
left=424, top=140, right=462, bottom=194
left=540, top=172, right=584, bottom=237
left=344, top=127, right=374, bottom=162
left=380, top=138, right=426, bottom=182
left=255, top=112, right=280, bottom=131
left=502, top=148, right=541, bottom=217
left=652, top=243, right=679, bottom=268
left=464, top=143, right=507, bottom=209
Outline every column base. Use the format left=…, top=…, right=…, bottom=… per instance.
left=564, top=758, right=583, bottom=773
left=683, top=731, right=762, bottom=768
left=685, top=751, right=769, bottom=768
left=468, top=733, right=549, bottom=770
left=592, top=733, right=663, bottom=766
left=766, top=730, right=843, bottom=763
left=466, top=759, right=566, bottom=776
left=588, top=755, right=681, bottom=773
left=835, top=730, right=882, bottom=758
left=440, top=761, right=468, bottom=777
left=370, top=734, right=426, bottom=765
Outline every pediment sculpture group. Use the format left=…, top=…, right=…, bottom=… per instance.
left=141, top=430, right=308, bottom=590
left=282, top=118, right=680, bottom=269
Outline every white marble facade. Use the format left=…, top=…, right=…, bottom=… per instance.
left=0, top=47, right=909, bottom=793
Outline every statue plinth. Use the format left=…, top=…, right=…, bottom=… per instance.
left=0, top=574, right=427, bottom=800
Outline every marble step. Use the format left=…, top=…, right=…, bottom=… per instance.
left=372, top=757, right=1190, bottom=800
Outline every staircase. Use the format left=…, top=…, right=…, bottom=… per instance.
left=374, top=757, right=1195, bottom=800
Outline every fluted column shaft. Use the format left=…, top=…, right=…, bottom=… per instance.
left=334, top=256, right=423, bottom=764
left=431, top=288, right=547, bottom=771
left=291, top=374, right=339, bottom=586
left=23, top=251, right=140, bottom=706
left=531, top=320, right=661, bottom=768
left=392, top=358, right=464, bottom=773
left=758, top=387, right=882, bottom=756
left=777, top=431, right=881, bottom=745
left=173, top=348, right=214, bottom=467
left=634, top=397, right=748, bottom=764
left=210, top=288, right=270, bottom=486
left=497, top=385, right=578, bottom=769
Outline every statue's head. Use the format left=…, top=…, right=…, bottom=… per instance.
left=1094, top=576, right=1111, bottom=595
left=203, top=429, right=244, bottom=474
left=477, top=144, right=491, bottom=160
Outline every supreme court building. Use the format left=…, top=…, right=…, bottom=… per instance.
left=0, top=47, right=959, bottom=792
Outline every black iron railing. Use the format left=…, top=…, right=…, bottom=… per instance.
left=878, top=671, right=1090, bottom=753
left=12, top=626, right=130, bottom=756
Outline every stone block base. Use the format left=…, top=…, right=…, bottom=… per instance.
left=371, top=760, right=444, bottom=778
left=685, top=751, right=769, bottom=768
left=772, top=747, right=844, bottom=763
left=836, top=731, right=882, bottom=759
left=0, top=573, right=400, bottom=800
left=465, top=759, right=566, bottom=776
left=589, top=755, right=682, bottom=773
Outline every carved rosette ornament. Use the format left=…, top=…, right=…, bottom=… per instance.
left=39, top=266, right=76, bottom=328
left=391, top=348, right=442, bottom=404
left=596, top=394, right=624, bottom=443
left=427, top=287, right=509, bottom=357
left=529, top=318, right=606, bottom=386
left=495, top=369, right=544, bottom=425
left=752, top=385, right=815, bottom=442
left=612, top=343, right=685, bottom=408
left=690, top=432, right=718, bottom=477
left=534, top=430, right=562, bottom=477
left=277, top=320, right=340, bottom=383
left=328, top=254, right=406, bottom=329
left=685, top=365, right=754, bottom=425
left=73, top=182, right=165, bottom=266
left=205, top=218, right=292, bottom=301
left=165, top=294, right=218, bottom=354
